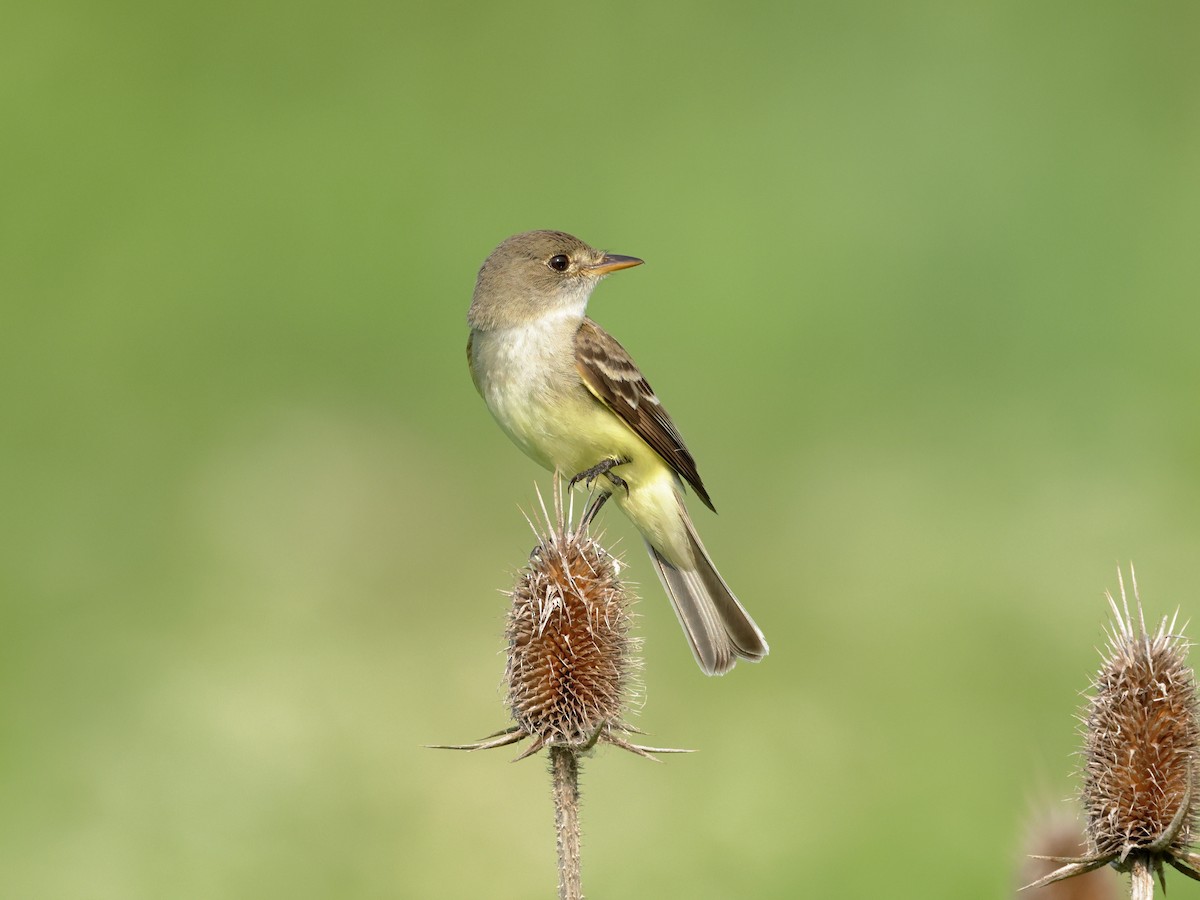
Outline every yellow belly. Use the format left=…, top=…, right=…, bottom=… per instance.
left=470, top=322, right=694, bottom=566
left=489, top=381, right=693, bottom=565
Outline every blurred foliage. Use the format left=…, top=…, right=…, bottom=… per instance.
left=2, top=0, right=1199, bottom=897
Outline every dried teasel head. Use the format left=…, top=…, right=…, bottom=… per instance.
left=431, top=483, right=686, bottom=761
left=1018, top=806, right=1119, bottom=900
left=503, top=494, right=636, bottom=751
left=1082, top=577, right=1199, bottom=866
left=1024, top=568, right=1200, bottom=897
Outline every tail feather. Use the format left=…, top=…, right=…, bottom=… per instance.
left=645, top=513, right=769, bottom=676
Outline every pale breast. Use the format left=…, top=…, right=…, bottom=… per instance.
left=471, top=318, right=586, bottom=470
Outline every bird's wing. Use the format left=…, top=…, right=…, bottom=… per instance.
left=466, top=332, right=482, bottom=395
left=574, top=318, right=715, bottom=511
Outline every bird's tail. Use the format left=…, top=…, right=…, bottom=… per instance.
left=645, top=507, right=769, bottom=676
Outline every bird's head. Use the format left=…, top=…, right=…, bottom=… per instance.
left=468, top=230, right=643, bottom=330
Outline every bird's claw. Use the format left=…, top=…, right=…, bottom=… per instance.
left=567, top=457, right=631, bottom=495
left=569, top=457, right=631, bottom=531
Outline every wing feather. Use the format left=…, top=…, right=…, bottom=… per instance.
left=466, top=332, right=482, bottom=395
left=574, top=318, right=715, bottom=511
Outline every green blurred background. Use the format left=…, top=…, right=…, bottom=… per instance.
left=3, top=1, right=1198, bottom=897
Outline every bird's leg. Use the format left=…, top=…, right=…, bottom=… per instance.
left=578, top=490, right=612, bottom=531
left=567, top=456, right=631, bottom=495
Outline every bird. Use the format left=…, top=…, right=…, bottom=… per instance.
left=466, top=230, right=768, bottom=675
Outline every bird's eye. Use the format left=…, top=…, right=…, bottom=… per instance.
left=548, top=254, right=570, bottom=272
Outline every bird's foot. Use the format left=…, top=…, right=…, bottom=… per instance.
left=567, top=456, right=631, bottom=495
left=569, top=457, right=631, bottom=532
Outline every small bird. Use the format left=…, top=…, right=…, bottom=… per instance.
left=467, top=231, right=768, bottom=675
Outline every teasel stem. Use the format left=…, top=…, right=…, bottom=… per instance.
left=551, top=746, right=583, bottom=900
left=1128, top=859, right=1152, bottom=900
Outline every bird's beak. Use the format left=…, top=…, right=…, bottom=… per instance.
left=586, top=254, right=644, bottom=276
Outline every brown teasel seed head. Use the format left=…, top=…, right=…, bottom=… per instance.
left=1022, top=569, right=1200, bottom=894
left=1081, top=573, right=1200, bottom=864
left=1018, top=807, right=1120, bottom=900
left=428, top=484, right=688, bottom=761
left=504, top=500, right=638, bottom=749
